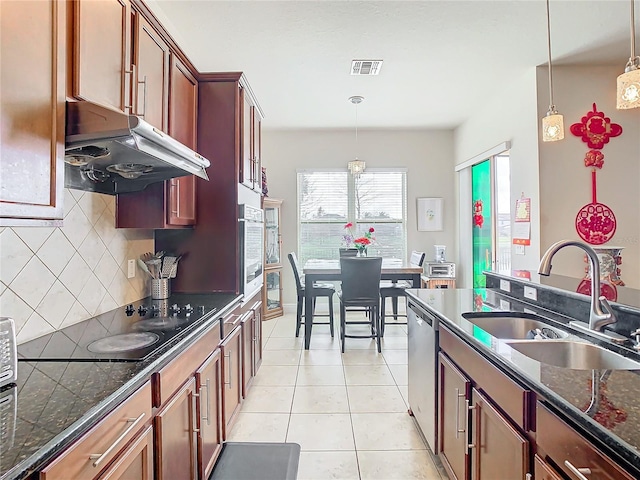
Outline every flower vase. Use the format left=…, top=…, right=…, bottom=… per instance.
left=356, top=248, right=367, bottom=257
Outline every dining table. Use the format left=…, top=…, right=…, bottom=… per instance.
left=302, top=258, right=423, bottom=349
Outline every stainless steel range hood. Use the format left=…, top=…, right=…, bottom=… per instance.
left=65, top=101, right=210, bottom=195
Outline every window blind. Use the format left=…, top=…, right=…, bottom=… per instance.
left=297, top=169, right=407, bottom=266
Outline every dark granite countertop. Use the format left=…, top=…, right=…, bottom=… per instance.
left=406, top=288, right=640, bottom=476
left=0, top=293, right=240, bottom=480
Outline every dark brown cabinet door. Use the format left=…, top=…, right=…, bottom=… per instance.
left=195, top=349, right=223, bottom=480
left=470, top=388, right=529, bottom=480
left=167, top=55, right=198, bottom=226
left=98, top=425, right=154, bottom=480
left=72, top=0, right=131, bottom=112
left=240, top=87, right=253, bottom=188
left=241, top=312, right=254, bottom=399
left=221, top=325, right=243, bottom=440
left=0, top=0, right=65, bottom=225
left=154, top=378, right=196, bottom=480
left=133, top=14, right=169, bottom=129
left=439, top=352, right=471, bottom=480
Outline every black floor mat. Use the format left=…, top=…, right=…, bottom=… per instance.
left=209, top=442, right=301, bottom=480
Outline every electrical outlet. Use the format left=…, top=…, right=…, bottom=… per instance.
left=500, top=280, right=511, bottom=293
left=499, top=300, right=511, bottom=310
left=524, top=286, right=537, bottom=301
left=127, top=259, right=136, bottom=279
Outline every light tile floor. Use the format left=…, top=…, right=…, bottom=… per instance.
left=228, top=312, right=447, bottom=480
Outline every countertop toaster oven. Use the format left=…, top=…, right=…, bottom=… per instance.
left=0, top=318, right=17, bottom=388
left=424, top=262, right=456, bottom=278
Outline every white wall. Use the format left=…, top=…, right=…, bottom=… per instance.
left=537, top=64, right=640, bottom=289
left=262, top=128, right=455, bottom=306
left=454, top=69, right=541, bottom=287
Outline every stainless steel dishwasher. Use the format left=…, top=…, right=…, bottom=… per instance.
left=407, top=298, right=438, bottom=453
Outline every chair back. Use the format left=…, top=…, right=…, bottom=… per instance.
left=410, top=251, right=426, bottom=267
left=339, top=248, right=359, bottom=257
left=339, top=257, right=383, bottom=306
left=288, top=252, right=304, bottom=293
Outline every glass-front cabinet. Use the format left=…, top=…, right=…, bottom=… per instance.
left=262, top=198, right=283, bottom=320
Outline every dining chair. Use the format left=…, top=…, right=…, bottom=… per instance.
left=379, top=251, right=425, bottom=335
left=288, top=252, right=335, bottom=337
left=337, top=256, right=383, bottom=353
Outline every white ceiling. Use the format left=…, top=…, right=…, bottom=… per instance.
left=146, top=0, right=638, bottom=129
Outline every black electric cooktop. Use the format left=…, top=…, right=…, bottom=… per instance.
left=17, top=294, right=227, bottom=362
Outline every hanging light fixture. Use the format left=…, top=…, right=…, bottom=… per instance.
left=347, top=96, right=365, bottom=176
left=541, top=0, right=564, bottom=142
left=617, top=0, right=640, bottom=109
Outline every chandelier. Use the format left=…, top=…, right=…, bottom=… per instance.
left=541, top=0, right=564, bottom=142
left=617, top=0, right=640, bottom=109
left=348, top=96, right=365, bottom=176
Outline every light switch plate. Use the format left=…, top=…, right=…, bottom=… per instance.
left=500, top=300, right=511, bottom=310
left=500, top=280, right=511, bottom=293
left=524, top=286, right=537, bottom=301
left=127, top=259, right=136, bottom=279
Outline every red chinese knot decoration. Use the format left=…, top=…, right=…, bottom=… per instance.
left=473, top=199, right=484, bottom=228
left=570, top=103, right=623, bottom=168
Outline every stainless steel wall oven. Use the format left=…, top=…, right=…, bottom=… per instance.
left=238, top=204, right=264, bottom=298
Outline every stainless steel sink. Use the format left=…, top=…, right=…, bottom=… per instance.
left=462, top=312, right=569, bottom=340
left=506, top=340, right=640, bottom=370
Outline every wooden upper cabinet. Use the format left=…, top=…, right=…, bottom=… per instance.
left=0, top=0, right=65, bottom=226
left=116, top=29, right=197, bottom=229
left=239, top=86, right=263, bottom=192
left=167, top=55, right=198, bottom=226
left=72, top=0, right=131, bottom=112
left=134, top=13, right=169, bottom=130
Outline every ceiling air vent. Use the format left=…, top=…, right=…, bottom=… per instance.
left=351, top=60, right=383, bottom=76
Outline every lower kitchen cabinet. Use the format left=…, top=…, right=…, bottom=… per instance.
left=195, top=349, right=223, bottom=480
left=534, top=454, right=563, bottom=480
left=221, top=324, right=243, bottom=440
left=438, top=326, right=532, bottom=480
left=439, top=352, right=470, bottom=480
left=536, top=401, right=636, bottom=480
left=99, top=425, right=154, bottom=480
left=40, top=381, right=152, bottom=480
left=470, top=388, right=529, bottom=480
left=154, top=378, right=197, bottom=480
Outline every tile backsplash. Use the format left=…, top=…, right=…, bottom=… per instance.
left=0, top=189, right=154, bottom=344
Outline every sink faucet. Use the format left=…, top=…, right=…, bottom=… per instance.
left=538, top=240, right=617, bottom=332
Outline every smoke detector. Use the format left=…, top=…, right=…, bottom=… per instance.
left=351, top=60, right=383, bottom=76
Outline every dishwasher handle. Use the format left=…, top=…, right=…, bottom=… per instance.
left=408, top=302, right=436, bottom=328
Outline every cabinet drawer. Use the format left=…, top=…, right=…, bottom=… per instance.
left=439, top=326, right=531, bottom=429
left=153, top=322, right=219, bottom=406
left=40, top=381, right=152, bottom=480
left=537, top=402, right=635, bottom=480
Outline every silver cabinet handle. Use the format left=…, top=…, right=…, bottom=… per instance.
left=224, top=353, right=232, bottom=388
left=138, top=75, right=147, bottom=118
left=89, top=412, right=145, bottom=467
left=124, top=64, right=137, bottom=114
left=564, top=460, right=591, bottom=480
left=200, top=378, right=211, bottom=426
left=525, top=474, right=532, bottom=480
left=191, top=391, right=200, bottom=433
left=170, top=180, right=178, bottom=215
left=467, top=401, right=476, bottom=449
left=455, top=388, right=465, bottom=439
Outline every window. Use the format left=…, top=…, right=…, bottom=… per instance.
left=297, top=169, right=407, bottom=266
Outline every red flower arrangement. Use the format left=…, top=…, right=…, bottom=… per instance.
left=343, top=224, right=375, bottom=254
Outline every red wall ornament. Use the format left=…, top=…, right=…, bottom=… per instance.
left=570, top=103, right=623, bottom=152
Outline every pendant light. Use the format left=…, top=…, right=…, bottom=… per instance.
left=617, top=0, right=640, bottom=109
left=347, top=96, right=365, bottom=177
left=541, top=0, right=564, bottom=142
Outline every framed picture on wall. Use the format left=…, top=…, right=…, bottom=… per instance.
left=417, top=197, right=443, bottom=231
